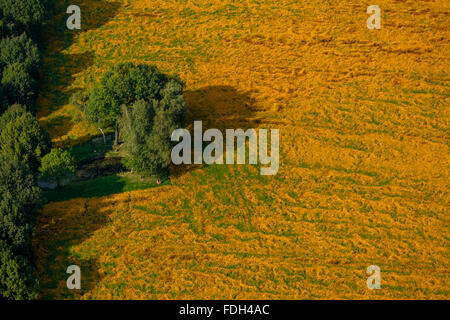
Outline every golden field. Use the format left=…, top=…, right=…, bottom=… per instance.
left=33, top=0, right=449, bottom=299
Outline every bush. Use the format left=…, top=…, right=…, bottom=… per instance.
left=39, top=148, right=76, bottom=186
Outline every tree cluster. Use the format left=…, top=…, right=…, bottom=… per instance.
left=0, top=0, right=48, bottom=114
left=77, top=63, right=188, bottom=177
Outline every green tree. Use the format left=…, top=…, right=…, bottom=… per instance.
left=0, top=104, right=51, bottom=172
left=0, top=155, right=40, bottom=299
left=0, top=33, right=40, bottom=77
left=84, top=63, right=174, bottom=146
left=120, top=100, right=155, bottom=175
left=1, top=62, right=36, bottom=108
left=39, top=148, right=76, bottom=186
left=0, top=0, right=44, bottom=38
left=0, top=240, right=38, bottom=299
left=120, top=76, right=187, bottom=176
left=0, top=154, right=40, bottom=251
left=0, top=103, right=25, bottom=126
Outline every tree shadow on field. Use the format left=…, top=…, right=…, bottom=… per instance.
left=34, top=195, right=121, bottom=299
left=37, top=0, right=122, bottom=139
left=170, top=85, right=262, bottom=178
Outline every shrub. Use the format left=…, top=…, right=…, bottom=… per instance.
left=39, top=148, right=76, bottom=186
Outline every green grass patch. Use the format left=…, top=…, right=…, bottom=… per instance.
left=43, top=174, right=169, bottom=203
left=68, top=136, right=114, bottom=166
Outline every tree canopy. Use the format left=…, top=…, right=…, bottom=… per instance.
left=1, top=62, right=36, bottom=108
left=0, top=33, right=40, bottom=77
left=0, top=104, right=51, bottom=172
left=0, top=0, right=44, bottom=38
left=83, top=63, right=185, bottom=146
left=39, top=148, right=76, bottom=186
left=0, top=0, right=48, bottom=300
left=120, top=75, right=187, bottom=176
left=0, top=155, right=40, bottom=299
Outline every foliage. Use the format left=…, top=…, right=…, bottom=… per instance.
left=0, top=32, right=40, bottom=77
left=120, top=77, right=187, bottom=176
left=1, top=62, right=36, bottom=108
left=33, top=0, right=449, bottom=300
left=0, top=0, right=44, bottom=38
left=0, top=104, right=51, bottom=172
left=87, top=63, right=169, bottom=120
left=0, top=240, right=38, bottom=299
left=0, top=102, right=25, bottom=126
left=0, top=0, right=48, bottom=301
left=0, top=155, right=40, bottom=299
left=39, top=148, right=76, bottom=186
left=0, top=154, right=41, bottom=248
left=84, top=63, right=184, bottom=145
left=0, top=85, right=9, bottom=115
left=0, top=0, right=45, bottom=116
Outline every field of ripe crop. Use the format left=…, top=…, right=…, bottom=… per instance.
left=33, top=0, right=449, bottom=299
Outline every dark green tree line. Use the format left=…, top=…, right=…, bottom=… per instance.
left=0, top=0, right=49, bottom=300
